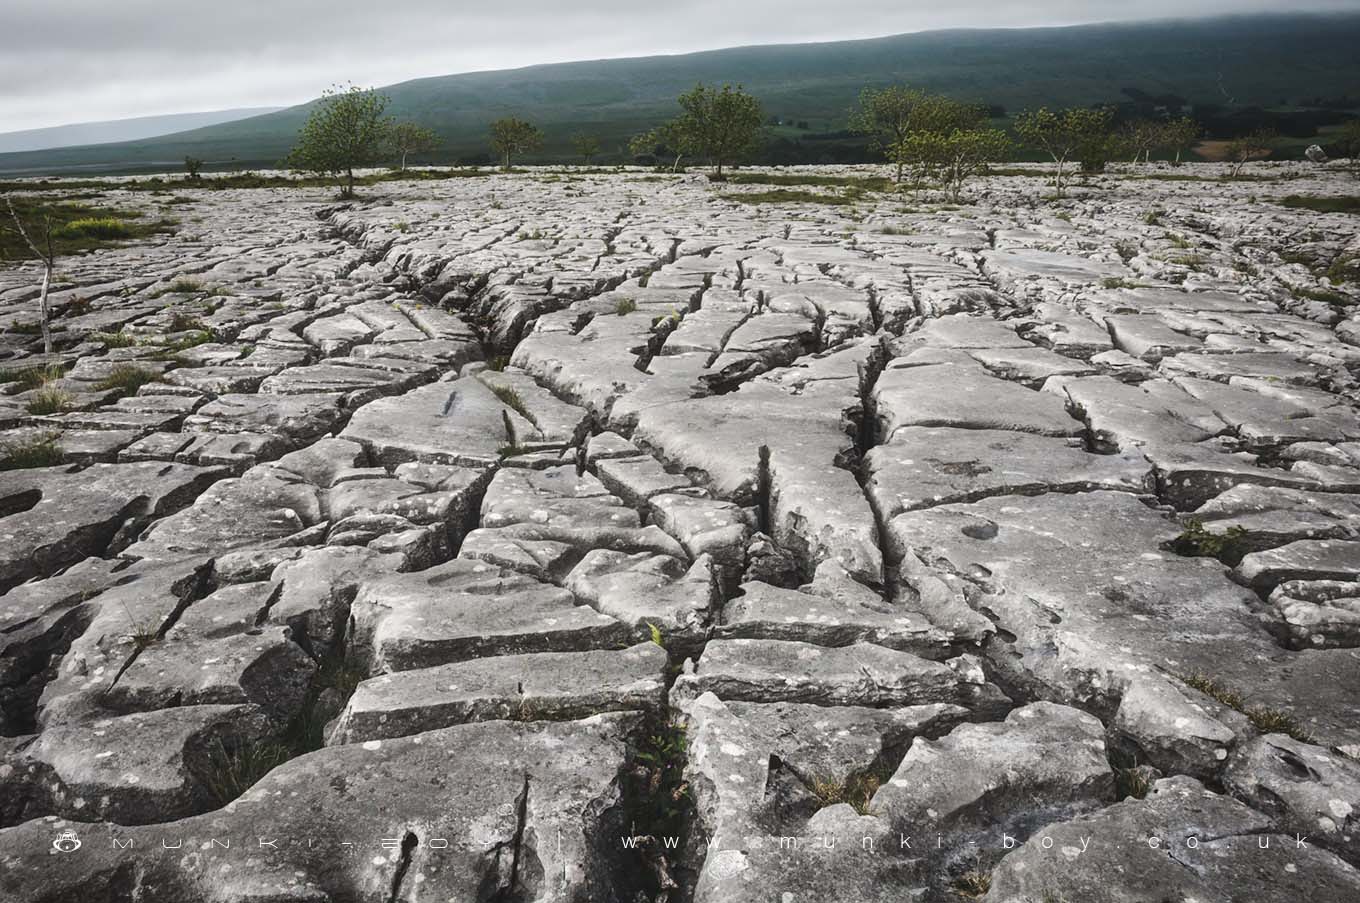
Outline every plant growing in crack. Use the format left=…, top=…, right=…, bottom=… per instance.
left=951, top=851, right=993, bottom=897
left=1180, top=671, right=1313, bottom=743
left=201, top=736, right=293, bottom=806
left=624, top=716, right=690, bottom=899
left=1168, top=518, right=1251, bottom=566
left=119, top=602, right=160, bottom=652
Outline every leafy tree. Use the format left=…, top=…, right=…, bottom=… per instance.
left=1160, top=117, right=1202, bottom=165
left=937, top=129, right=1012, bottom=201
left=571, top=133, right=602, bottom=165
left=389, top=122, right=438, bottom=171
left=1225, top=128, right=1275, bottom=178
left=1336, top=119, right=1360, bottom=178
left=674, top=83, right=764, bottom=179
left=286, top=84, right=392, bottom=198
left=489, top=117, right=544, bottom=170
left=850, top=86, right=928, bottom=183
left=891, top=130, right=949, bottom=196
left=183, top=157, right=203, bottom=179
left=885, top=95, right=999, bottom=198
left=629, top=122, right=688, bottom=170
left=1120, top=120, right=1161, bottom=164
left=1014, top=107, right=1115, bottom=196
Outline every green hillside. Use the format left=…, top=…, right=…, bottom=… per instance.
left=3, top=13, right=1359, bottom=175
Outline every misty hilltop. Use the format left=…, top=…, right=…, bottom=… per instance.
left=2, top=12, right=1358, bottom=173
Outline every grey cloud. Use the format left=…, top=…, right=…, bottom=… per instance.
left=2, top=0, right=1356, bottom=131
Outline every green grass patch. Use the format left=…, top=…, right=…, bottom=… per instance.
left=0, top=197, right=175, bottom=259
left=1277, top=195, right=1360, bottom=215
left=721, top=188, right=854, bottom=206
left=52, top=217, right=132, bottom=240
left=0, top=432, right=63, bottom=470
left=726, top=172, right=892, bottom=191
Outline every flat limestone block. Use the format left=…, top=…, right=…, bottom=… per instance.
left=0, top=714, right=640, bottom=903
left=864, top=426, right=1151, bottom=518
left=350, top=558, right=635, bottom=673
left=330, top=642, right=666, bottom=743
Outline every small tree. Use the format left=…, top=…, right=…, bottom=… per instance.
left=1225, top=129, right=1275, bottom=178
left=489, top=118, right=544, bottom=170
left=286, top=84, right=392, bottom=198
left=3, top=197, right=56, bottom=359
left=938, top=129, right=1012, bottom=201
left=571, top=133, right=602, bottom=165
left=1014, top=106, right=1115, bottom=197
left=891, top=130, right=949, bottom=196
left=674, top=83, right=764, bottom=180
left=887, top=95, right=994, bottom=197
left=630, top=122, right=688, bottom=171
left=851, top=86, right=928, bottom=183
left=1336, top=119, right=1360, bottom=178
left=183, top=157, right=203, bottom=180
left=1160, top=117, right=1201, bottom=166
left=1120, top=120, right=1161, bottom=164
left=389, top=122, right=438, bottom=172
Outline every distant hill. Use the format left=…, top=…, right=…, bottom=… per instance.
left=0, top=107, right=285, bottom=155
left=2, top=13, right=1358, bottom=175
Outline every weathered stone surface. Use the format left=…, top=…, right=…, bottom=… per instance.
left=4, top=163, right=1360, bottom=901
left=0, top=714, right=639, bottom=902
left=865, top=426, right=1151, bottom=517
left=674, top=639, right=1007, bottom=712
left=330, top=641, right=665, bottom=743
left=350, top=558, right=634, bottom=672
left=986, top=776, right=1360, bottom=903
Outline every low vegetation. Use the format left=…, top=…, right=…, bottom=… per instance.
left=0, top=432, right=63, bottom=470
left=1169, top=518, right=1252, bottom=565
left=0, top=198, right=175, bottom=260
left=1277, top=195, right=1360, bottom=214
left=24, top=384, right=74, bottom=415
left=807, top=765, right=890, bottom=816
left=720, top=188, right=854, bottom=206
left=94, top=363, right=161, bottom=395
left=1180, top=672, right=1313, bottom=742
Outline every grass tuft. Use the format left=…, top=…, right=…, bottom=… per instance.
left=0, top=432, right=63, bottom=470
left=1181, top=672, right=1313, bottom=743
left=0, top=363, right=66, bottom=390
left=94, top=363, right=161, bottom=395
left=201, top=737, right=293, bottom=806
left=25, top=384, right=74, bottom=415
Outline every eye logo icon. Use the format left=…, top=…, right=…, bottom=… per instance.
left=52, top=830, right=81, bottom=853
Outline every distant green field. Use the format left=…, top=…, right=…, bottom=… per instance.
left=2, top=13, right=1358, bottom=176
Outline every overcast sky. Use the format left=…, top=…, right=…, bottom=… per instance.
left=3, top=1, right=1357, bottom=132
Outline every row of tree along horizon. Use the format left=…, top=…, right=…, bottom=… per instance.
left=269, top=83, right=1360, bottom=199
